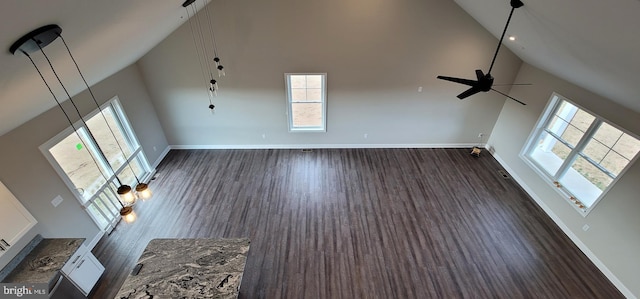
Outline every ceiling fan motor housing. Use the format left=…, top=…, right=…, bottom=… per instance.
left=479, top=74, right=494, bottom=92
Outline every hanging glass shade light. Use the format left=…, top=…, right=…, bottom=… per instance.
left=117, top=184, right=136, bottom=204
left=119, top=206, right=137, bottom=223
left=135, top=182, right=153, bottom=200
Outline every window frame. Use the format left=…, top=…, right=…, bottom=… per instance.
left=40, top=96, right=152, bottom=231
left=284, top=73, right=327, bottom=132
left=521, top=92, right=640, bottom=216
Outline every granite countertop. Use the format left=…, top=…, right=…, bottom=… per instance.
left=116, top=238, right=251, bottom=299
left=1, top=238, right=84, bottom=289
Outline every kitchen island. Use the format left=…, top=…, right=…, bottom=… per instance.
left=116, top=238, right=251, bottom=299
left=0, top=236, right=84, bottom=291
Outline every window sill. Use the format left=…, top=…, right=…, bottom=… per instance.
left=519, top=153, right=591, bottom=217
left=288, top=128, right=326, bottom=133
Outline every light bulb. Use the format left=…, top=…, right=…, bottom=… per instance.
left=217, top=65, right=225, bottom=77
left=213, top=57, right=221, bottom=66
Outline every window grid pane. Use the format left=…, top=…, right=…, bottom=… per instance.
left=593, top=122, right=622, bottom=147
left=86, top=107, right=135, bottom=171
left=292, top=103, right=323, bottom=127
left=569, top=109, right=596, bottom=132
left=529, top=131, right=571, bottom=176
left=582, top=138, right=610, bottom=163
left=613, top=133, right=640, bottom=160
left=579, top=125, right=638, bottom=178
left=560, top=156, right=610, bottom=207
left=48, top=130, right=107, bottom=203
left=600, top=151, right=629, bottom=176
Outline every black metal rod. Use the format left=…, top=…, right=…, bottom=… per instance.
left=35, top=42, right=124, bottom=187
left=59, top=34, right=142, bottom=184
left=24, top=50, right=115, bottom=189
left=487, top=6, right=516, bottom=75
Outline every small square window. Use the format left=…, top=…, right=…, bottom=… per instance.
left=285, top=73, right=327, bottom=132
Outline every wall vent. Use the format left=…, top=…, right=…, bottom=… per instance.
left=497, top=169, right=510, bottom=179
left=301, top=149, right=314, bottom=152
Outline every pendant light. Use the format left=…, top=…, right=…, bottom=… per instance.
left=182, top=0, right=227, bottom=112
left=135, top=182, right=153, bottom=200
left=10, top=25, right=147, bottom=223
left=119, top=206, right=137, bottom=224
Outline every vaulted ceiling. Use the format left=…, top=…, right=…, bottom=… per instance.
left=0, top=0, right=637, bottom=136
left=0, top=0, right=207, bottom=136
left=455, top=0, right=640, bottom=113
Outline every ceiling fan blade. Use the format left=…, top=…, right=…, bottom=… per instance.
left=437, top=75, right=477, bottom=87
left=490, top=88, right=527, bottom=105
left=475, top=69, right=485, bottom=80
left=457, top=87, right=482, bottom=99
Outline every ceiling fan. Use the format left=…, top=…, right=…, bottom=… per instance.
left=437, top=0, right=527, bottom=105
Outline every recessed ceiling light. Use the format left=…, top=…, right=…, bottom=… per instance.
left=508, top=35, right=517, bottom=41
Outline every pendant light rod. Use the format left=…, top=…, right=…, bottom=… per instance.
left=34, top=39, right=125, bottom=187
left=58, top=35, right=143, bottom=185
left=182, top=0, right=227, bottom=111
left=203, top=0, right=220, bottom=57
left=191, top=2, right=215, bottom=77
left=184, top=3, right=216, bottom=107
left=57, top=32, right=151, bottom=201
left=22, top=51, right=117, bottom=206
left=185, top=1, right=214, bottom=79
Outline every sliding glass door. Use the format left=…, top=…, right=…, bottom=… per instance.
left=41, top=97, right=152, bottom=231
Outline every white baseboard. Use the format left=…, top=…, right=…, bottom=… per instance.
left=151, top=146, right=171, bottom=169
left=491, top=152, right=634, bottom=299
left=169, top=143, right=485, bottom=150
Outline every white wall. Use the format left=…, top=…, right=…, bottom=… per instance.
left=137, top=0, right=523, bottom=147
left=0, top=64, right=168, bottom=269
left=489, top=63, right=640, bottom=298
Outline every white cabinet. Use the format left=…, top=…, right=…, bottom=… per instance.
left=62, top=245, right=105, bottom=296
left=67, top=252, right=104, bottom=295
left=0, top=181, right=37, bottom=256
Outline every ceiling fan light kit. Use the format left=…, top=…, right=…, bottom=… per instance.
left=437, top=0, right=527, bottom=105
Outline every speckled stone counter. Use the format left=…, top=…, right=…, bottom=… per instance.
left=2, top=238, right=84, bottom=290
left=116, top=238, right=251, bottom=299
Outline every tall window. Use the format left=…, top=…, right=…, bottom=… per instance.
left=285, top=73, right=327, bottom=132
left=524, top=93, right=640, bottom=214
left=41, top=97, right=152, bottom=231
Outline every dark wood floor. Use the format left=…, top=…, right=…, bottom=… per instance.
left=90, top=148, right=623, bottom=298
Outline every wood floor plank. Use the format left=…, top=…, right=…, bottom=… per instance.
left=90, top=148, right=624, bottom=298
